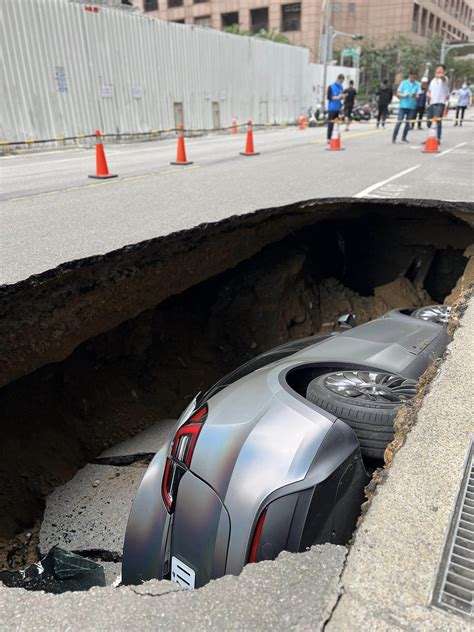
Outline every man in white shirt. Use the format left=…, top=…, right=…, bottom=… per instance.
left=427, top=64, right=450, bottom=142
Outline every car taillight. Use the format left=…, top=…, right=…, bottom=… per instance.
left=162, top=404, right=208, bottom=512
left=248, top=509, right=267, bottom=563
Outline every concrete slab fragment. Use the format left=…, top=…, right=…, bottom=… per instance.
left=0, top=545, right=345, bottom=631
left=102, top=562, right=122, bottom=587
left=39, top=464, right=145, bottom=557
left=99, top=419, right=177, bottom=459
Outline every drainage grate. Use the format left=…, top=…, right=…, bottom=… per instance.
left=432, top=440, right=474, bottom=620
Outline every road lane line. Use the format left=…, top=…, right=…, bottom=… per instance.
left=7, top=165, right=200, bottom=202
left=354, top=164, right=421, bottom=198
left=312, top=128, right=382, bottom=145
left=435, top=141, right=467, bottom=158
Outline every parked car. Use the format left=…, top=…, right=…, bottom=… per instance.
left=389, top=95, right=400, bottom=115
left=122, top=305, right=451, bottom=589
left=448, top=90, right=458, bottom=110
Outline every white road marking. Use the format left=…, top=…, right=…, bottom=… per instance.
left=354, top=164, right=421, bottom=198
left=435, top=141, right=467, bottom=158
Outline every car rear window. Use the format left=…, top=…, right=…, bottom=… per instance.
left=199, top=334, right=334, bottom=404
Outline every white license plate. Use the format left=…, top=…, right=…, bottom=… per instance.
left=171, top=556, right=196, bottom=589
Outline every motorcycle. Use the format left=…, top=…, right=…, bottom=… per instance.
left=352, top=102, right=372, bottom=121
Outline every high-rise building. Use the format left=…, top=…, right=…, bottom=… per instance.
left=133, top=0, right=473, bottom=60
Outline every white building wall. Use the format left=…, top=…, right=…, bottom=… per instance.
left=1, top=0, right=358, bottom=142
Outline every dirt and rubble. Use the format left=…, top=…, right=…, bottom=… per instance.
left=0, top=200, right=473, bottom=570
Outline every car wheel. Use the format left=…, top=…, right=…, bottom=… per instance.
left=306, top=371, right=417, bottom=460
left=411, top=304, right=451, bottom=325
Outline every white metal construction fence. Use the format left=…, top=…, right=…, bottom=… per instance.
left=1, top=0, right=358, bottom=143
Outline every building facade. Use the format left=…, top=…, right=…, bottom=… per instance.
left=133, top=0, right=473, bottom=58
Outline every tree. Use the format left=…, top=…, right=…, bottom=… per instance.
left=254, top=29, right=292, bottom=45
left=356, top=35, right=474, bottom=97
left=222, top=25, right=292, bottom=45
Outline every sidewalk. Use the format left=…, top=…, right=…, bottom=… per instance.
left=327, top=295, right=474, bottom=630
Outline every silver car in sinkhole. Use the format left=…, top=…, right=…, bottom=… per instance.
left=122, top=304, right=450, bottom=589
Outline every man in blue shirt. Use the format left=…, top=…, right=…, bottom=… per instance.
left=327, top=74, right=345, bottom=142
left=392, top=70, right=420, bottom=143
left=411, top=78, right=428, bottom=130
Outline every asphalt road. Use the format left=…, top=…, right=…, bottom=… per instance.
left=1, top=119, right=473, bottom=285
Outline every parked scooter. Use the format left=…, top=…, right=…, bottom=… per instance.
left=352, top=102, right=372, bottom=121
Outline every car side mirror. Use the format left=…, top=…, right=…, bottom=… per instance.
left=338, top=313, right=357, bottom=329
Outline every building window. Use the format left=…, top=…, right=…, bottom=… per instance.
left=250, top=7, right=269, bottom=33
left=194, top=0, right=207, bottom=4
left=348, top=2, right=356, bottom=13
left=221, top=11, right=239, bottom=28
left=194, top=15, right=211, bottom=26
left=332, top=2, right=342, bottom=13
left=428, top=12, right=434, bottom=34
left=435, top=16, right=441, bottom=33
left=168, top=0, right=183, bottom=7
left=281, top=3, right=301, bottom=32
left=144, top=0, right=158, bottom=10
left=412, top=3, right=419, bottom=33
left=173, top=19, right=185, bottom=23
left=421, top=8, right=427, bottom=35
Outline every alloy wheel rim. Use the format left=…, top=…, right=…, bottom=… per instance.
left=414, top=304, right=451, bottom=324
left=324, top=371, right=417, bottom=403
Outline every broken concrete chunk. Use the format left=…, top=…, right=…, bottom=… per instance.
left=99, top=419, right=177, bottom=459
left=0, top=546, right=105, bottom=593
left=39, top=464, right=145, bottom=557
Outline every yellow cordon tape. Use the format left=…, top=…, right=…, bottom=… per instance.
left=0, top=117, right=469, bottom=146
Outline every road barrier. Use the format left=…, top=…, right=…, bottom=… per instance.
left=1, top=115, right=469, bottom=150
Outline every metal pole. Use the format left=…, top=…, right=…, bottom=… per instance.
left=322, top=1, right=332, bottom=115
left=440, top=37, right=446, bottom=64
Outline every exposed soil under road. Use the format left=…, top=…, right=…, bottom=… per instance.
left=0, top=200, right=473, bottom=570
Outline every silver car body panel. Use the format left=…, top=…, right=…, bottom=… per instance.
left=122, top=309, right=449, bottom=585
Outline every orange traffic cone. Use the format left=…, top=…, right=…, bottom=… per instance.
left=89, top=130, right=117, bottom=179
left=231, top=118, right=238, bottom=135
left=299, top=115, right=306, bottom=130
left=326, top=119, right=344, bottom=151
left=422, top=119, right=440, bottom=153
left=240, top=120, right=259, bottom=156
left=171, top=124, right=193, bottom=165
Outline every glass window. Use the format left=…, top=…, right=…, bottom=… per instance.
left=281, top=3, right=301, bottom=32
left=168, top=0, right=183, bottom=7
left=144, top=0, right=158, bottom=10
left=194, top=15, right=211, bottom=27
left=221, top=11, right=239, bottom=27
left=250, top=7, right=269, bottom=33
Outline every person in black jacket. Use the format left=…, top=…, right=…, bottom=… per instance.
left=376, top=80, right=393, bottom=128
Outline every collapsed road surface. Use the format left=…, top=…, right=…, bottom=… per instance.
left=1, top=295, right=473, bottom=631
left=1, top=198, right=473, bottom=565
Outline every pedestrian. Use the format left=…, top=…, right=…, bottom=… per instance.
left=343, top=79, right=357, bottom=132
left=392, top=70, right=420, bottom=143
left=454, top=82, right=472, bottom=126
left=411, top=78, right=428, bottom=129
left=326, top=74, right=345, bottom=143
left=427, top=64, right=450, bottom=142
left=375, top=79, right=392, bottom=128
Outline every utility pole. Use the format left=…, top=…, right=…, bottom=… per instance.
left=321, top=0, right=332, bottom=110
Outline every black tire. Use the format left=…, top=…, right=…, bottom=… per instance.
left=306, top=371, right=417, bottom=460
